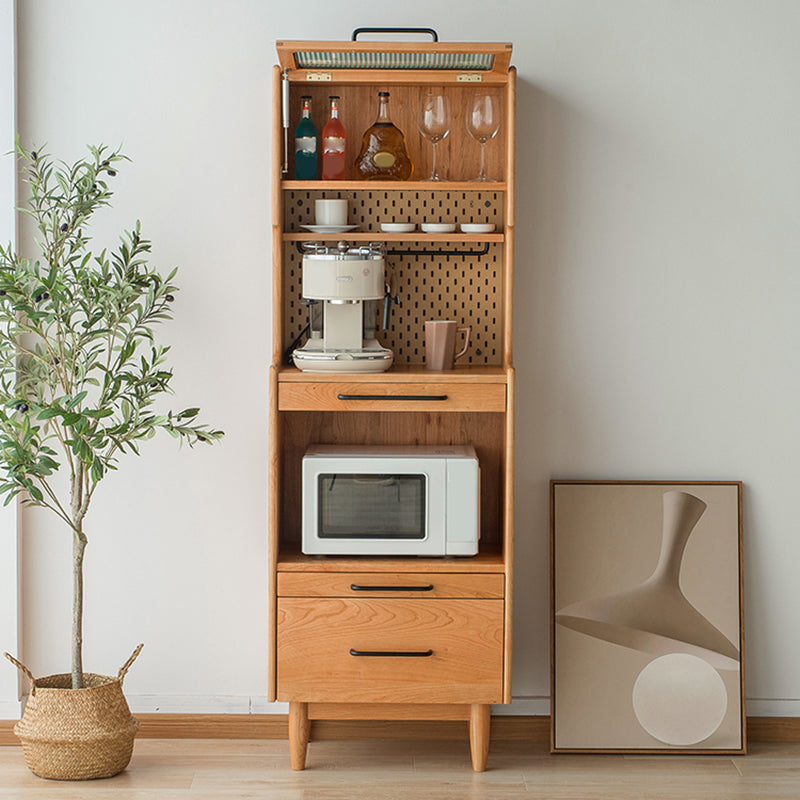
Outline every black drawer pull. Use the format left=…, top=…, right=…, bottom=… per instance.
left=350, top=584, right=434, bottom=592
left=337, top=393, right=448, bottom=402
left=349, top=648, right=433, bottom=658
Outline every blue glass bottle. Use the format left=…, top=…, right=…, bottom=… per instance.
left=294, top=96, right=318, bottom=180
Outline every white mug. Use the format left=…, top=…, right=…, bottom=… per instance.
left=315, top=198, right=348, bottom=226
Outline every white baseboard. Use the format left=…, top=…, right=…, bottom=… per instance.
left=127, top=695, right=253, bottom=715
left=124, top=695, right=551, bottom=716
left=491, top=696, right=550, bottom=715
left=746, top=699, right=800, bottom=717
left=0, top=700, right=19, bottom=719
left=10, top=694, right=794, bottom=720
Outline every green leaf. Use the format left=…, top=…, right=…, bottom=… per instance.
left=90, top=459, right=104, bottom=482
left=66, top=391, right=88, bottom=410
left=84, top=408, right=113, bottom=419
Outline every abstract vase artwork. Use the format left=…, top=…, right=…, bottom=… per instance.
left=551, top=481, right=744, bottom=752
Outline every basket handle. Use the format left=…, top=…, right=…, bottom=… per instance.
left=118, top=643, right=144, bottom=682
left=4, top=652, right=36, bottom=691
left=352, top=27, right=438, bottom=42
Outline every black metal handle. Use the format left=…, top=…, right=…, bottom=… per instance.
left=388, top=243, right=491, bottom=258
left=350, top=584, right=434, bottom=592
left=349, top=648, right=434, bottom=657
left=352, top=27, right=438, bottom=42
left=295, top=243, right=492, bottom=258
left=337, top=394, right=448, bottom=402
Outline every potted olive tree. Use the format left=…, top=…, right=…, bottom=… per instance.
left=0, top=143, right=223, bottom=779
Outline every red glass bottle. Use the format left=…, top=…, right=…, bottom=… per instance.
left=322, top=96, right=346, bottom=180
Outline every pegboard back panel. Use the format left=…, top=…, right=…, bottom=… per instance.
left=282, top=190, right=505, bottom=366
left=283, top=244, right=504, bottom=366
left=284, top=188, right=505, bottom=230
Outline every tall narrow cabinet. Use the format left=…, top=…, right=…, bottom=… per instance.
left=269, top=37, right=516, bottom=771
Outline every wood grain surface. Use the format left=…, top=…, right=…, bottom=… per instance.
left=277, top=597, right=503, bottom=703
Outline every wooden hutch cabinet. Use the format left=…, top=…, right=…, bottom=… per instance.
left=269, top=35, right=515, bottom=771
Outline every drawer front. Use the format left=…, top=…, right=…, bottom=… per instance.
left=278, top=382, right=506, bottom=412
left=277, top=598, right=504, bottom=703
left=277, top=571, right=504, bottom=599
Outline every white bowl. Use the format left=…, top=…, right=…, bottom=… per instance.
left=380, top=222, right=416, bottom=233
left=421, top=223, right=456, bottom=234
left=459, top=223, right=496, bottom=233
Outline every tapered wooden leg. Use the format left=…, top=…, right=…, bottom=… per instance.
left=289, top=701, right=310, bottom=770
left=469, top=703, right=490, bottom=772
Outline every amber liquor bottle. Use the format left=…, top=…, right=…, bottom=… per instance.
left=354, top=92, right=413, bottom=181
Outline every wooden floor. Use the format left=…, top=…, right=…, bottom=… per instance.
left=2, top=738, right=800, bottom=798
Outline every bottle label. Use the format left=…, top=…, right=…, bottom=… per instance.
left=373, top=151, right=396, bottom=168
left=295, top=137, right=317, bottom=154
left=323, top=137, right=345, bottom=154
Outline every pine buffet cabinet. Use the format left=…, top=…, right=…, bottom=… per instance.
left=269, top=34, right=516, bottom=771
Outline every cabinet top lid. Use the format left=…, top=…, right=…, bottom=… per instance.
left=276, top=40, right=513, bottom=76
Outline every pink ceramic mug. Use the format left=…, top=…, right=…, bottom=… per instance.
left=424, top=321, right=471, bottom=370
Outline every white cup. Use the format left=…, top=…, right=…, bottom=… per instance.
left=315, top=199, right=348, bottom=226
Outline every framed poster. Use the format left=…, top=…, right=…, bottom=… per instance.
left=551, top=481, right=745, bottom=753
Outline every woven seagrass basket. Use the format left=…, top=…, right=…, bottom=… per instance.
left=4, top=644, right=143, bottom=781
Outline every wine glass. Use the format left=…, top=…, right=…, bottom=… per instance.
left=466, top=94, right=501, bottom=182
left=419, top=92, right=450, bottom=181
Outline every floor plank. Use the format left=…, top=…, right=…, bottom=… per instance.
left=0, top=739, right=798, bottom=798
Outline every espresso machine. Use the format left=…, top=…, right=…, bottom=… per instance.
left=292, top=242, right=394, bottom=373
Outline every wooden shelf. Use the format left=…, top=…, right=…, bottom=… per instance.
left=276, top=365, right=512, bottom=384
left=281, top=180, right=508, bottom=192
left=277, top=550, right=505, bottom=573
left=283, top=232, right=504, bottom=243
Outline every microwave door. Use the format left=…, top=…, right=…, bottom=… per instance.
left=302, top=457, right=448, bottom=556
left=318, top=473, right=426, bottom=541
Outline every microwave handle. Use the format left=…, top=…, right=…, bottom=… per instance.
left=337, top=393, right=448, bottom=402
left=349, top=648, right=434, bottom=658
left=350, top=584, right=434, bottom=592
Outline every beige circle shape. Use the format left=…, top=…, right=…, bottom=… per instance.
left=632, top=653, right=727, bottom=746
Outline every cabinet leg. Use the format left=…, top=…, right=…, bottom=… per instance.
left=289, top=701, right=311, bottom=770
left=469, top=703, right=491, bottom=772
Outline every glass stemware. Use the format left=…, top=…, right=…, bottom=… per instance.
left=466, top=93, right=501, bottom=182
left=419, top=92, right=450, bottom=181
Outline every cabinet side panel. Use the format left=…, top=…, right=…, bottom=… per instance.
left=503, top=67, right=516, bottom=366
left=503, top=366, right=515, bottom=702
left=267, top=365, right=281, bottom=700
left=272, top=65, right=285, bottom=364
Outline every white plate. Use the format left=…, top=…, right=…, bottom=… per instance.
left=380, top=223, right=416, bottom=233
left=460, top=223, right=496, bottom=234
left=300, top=224, right=359, bottom=234
left=421, top=223, right=456, bottom=234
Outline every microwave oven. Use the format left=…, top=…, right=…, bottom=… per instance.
left=301, top=444, right=480, bottom=556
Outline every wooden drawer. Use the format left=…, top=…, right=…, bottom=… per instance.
left=278, top=381, right=506, bottom=412
left=277, top=598, right=504, bottom=703
left=277, top=571, right=504, bottom=599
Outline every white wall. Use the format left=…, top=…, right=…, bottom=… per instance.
left=0, top=0, right=18, bottom=718
left=6, top=0, right=800, bottom=717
